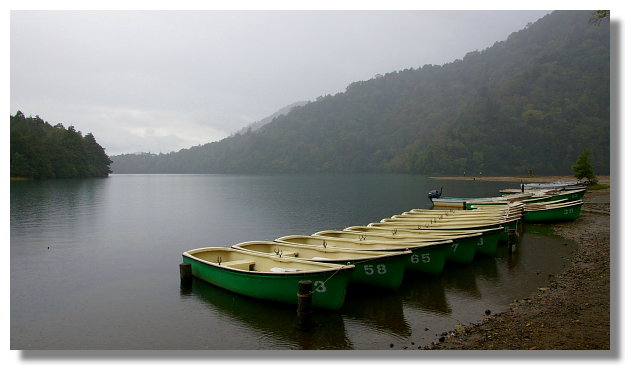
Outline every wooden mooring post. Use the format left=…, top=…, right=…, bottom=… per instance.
left=179, top=262, right=193, bottom=293
left=297, top=280, right=313, bottom=330
left=180, top=262, right=192, bottom=281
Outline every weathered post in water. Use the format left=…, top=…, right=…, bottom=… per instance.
left=180, top=262, right=192, bottom=281
left=179, top=262, right=193, bottom=293
left=297, top=280, right=313, bottom=330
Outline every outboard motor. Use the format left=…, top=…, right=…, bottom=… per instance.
left=428, top=187, right=443, bottom=200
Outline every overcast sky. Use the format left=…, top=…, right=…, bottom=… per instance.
left=11, top=10, right=552, bottom=155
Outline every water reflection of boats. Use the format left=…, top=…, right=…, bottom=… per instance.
left=440, top=263, right=482, bottom=299
left=399, top=274, right=451, bottom=315
left=470, top=253, right=501, bottom=282
left=442, top=249, right=504, bottom=299
left=340, top=285, right=411, bottom=337
left=186, top=278, right=351, bottom=349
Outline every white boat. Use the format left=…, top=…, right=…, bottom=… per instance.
left=431, top=192, right=534, bottom=208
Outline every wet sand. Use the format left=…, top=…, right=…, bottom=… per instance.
left=424, top=188, right=611, bottom=350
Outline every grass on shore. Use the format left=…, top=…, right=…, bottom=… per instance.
left=588, top=183, right=610, bottom=190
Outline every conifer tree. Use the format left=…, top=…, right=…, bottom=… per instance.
left=572, top=149, right=598, bottom=185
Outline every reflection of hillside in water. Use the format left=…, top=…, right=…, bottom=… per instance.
left=184, top=279, right=351, bottom=349
left=399, top=274, right=451, bottom=315
left=340, top=285, right=411, bottom=337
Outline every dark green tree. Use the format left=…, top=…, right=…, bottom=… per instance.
left=572, top=149, right=598, bottom=184
left=10, top=112, right=112, bottom=179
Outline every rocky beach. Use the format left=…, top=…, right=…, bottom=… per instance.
left=424, top=177, right=611, bottom=350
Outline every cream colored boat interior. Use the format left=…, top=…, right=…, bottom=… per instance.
left=233, top=241, right=399, bottom=261
left=186, top=247, right=348, bottom=273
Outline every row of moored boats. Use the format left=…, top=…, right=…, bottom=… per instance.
left=182, top=184, right=586, bottom=311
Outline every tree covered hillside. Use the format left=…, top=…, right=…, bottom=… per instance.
left=111, top=10, right=609, bottom=175
left=10, top=111, right=112, bottom=179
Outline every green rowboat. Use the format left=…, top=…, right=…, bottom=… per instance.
left=387, top=226, right=504, bottom=256
left=370, top=217, right=519, bottom=244
left=541, top=188, right=586, bottom=202
left=342, top=226, right=479, bottom=264
left=311, top=229, right=453, bottom=275
left=318, top=226, right=500, bottom=258
left=182, top=247, right=354, bottom=310
left=233, top=240, right=409, bottom=290
left=523, top=200, right=584, bottom=222
left=276, top=234, right=453, bottom=275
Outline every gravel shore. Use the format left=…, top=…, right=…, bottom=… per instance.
left=424, top=188, right=611, bottom=350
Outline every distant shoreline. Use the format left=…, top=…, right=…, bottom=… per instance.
left=429, top=175, right=610, bottom=185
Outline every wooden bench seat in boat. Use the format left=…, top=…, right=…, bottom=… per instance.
left=280, top=251, right=299, bottom=257
left=221, top=259, right=256, bottom=270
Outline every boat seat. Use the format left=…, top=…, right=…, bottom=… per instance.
left=222, top=259, right=256, bottom=270
left=281, top=251, right=299, bottom=257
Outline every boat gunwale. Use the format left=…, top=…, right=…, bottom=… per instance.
left=524, top=200, right=584, bottom=212
left=341, top=226, right=485, bottom=240
left=275, top=234, right=452, bottom=251
left=232, top=240, right=412, bottom=263
left=381, top=215, right=522, bottom=224
left=308, top=234, right=454, bottom=250
left=311, top=229, right=469, bottom=244
left=376, top=217, right=521, bottom=227
left=368, top=219, right=518, bottom=230
left=183, top=247, right=355, bottom=276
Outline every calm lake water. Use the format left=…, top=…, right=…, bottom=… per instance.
left=10, top=174, right=574, bottom=349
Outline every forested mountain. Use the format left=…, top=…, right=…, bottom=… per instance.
left=236, top=101, right=308, bottom=135
left=111, top=11, right=610, bottom=176
left=10, top=111, right=112, bottom=179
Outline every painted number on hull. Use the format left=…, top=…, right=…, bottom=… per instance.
left=313, top=281, right=327, bottom=293
left=364, top=264, right=387, bottom=275
left=563, top=208, right=575, bottom=215
left=477, top=238, right=484, bottom=246
left=411, top=253, right=431, bottom=263
left=451, top=243, right=459, bottom=253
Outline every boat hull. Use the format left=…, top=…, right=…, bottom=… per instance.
left=182, top=254, right=354, bottom=310
left=400, top=242, right=451, bottom=275
left=523, top=202, right=583, bottom=222
left=311, top=232, right=451, bottom=276
left=342, top=253, right=408, bottom=289
left=430, top=198, right=468, bottom=208
left=472, top=227, right=504, bottom=256
left=546, top=189, right=586, bottom=202
left=234, top=241, right=409, bottom=290
left=432, top=193, right=533, bottom=208
left=443, top=235, right=478, bottom=263
left=369, top=219, right=518, bottom=244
